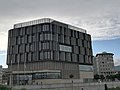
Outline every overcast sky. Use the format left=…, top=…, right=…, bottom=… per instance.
left=0, top=0, right=120, bottom=67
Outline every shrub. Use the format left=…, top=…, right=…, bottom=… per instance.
left=19, top=88, right=27, bottom=90
left=0, top=84, right=11, bottom=90
left=109, top=87, right=120, bottom=90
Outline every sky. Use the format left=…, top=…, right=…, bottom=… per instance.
left=0, top=0, right=120, bottom=68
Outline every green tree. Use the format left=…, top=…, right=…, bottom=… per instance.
left=94, top=74, right=100, bottom=81
left=100, top=75, right=105, bottom=81
left=109, top=87, right=115, bottom=90
left=109, top=87, right=120, bottom=90
left=69, top=74, right=74, bottom=79
left=116, top=74, right=120, bottom=80
left=116, top=87, right=120, bottom=90
left=106, top=75, right=110, bottom=80
left=109, top=75, right=116, bottom=81
left=0, top=84, right=11, bottom=90
left=19, top=88, right=27, bottom=90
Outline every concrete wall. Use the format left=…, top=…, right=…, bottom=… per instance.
left=80, top=71, right=93, bottom=79
left=10, top=61, right=80, bottom=79
left=13, top=81, right=120, bottom=90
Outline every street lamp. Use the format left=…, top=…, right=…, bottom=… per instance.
left=9, top=60, right=12, bottom=87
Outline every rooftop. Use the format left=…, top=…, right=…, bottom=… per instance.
left=96, top=52, right=114, bottom=57
left=14, top=18, right=86, bottom=33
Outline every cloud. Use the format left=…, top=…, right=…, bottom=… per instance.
left=0, top=0, right=120, bottom=21
left=0, top=0, right=120, bottom=51
left=0, top=32, right=8, bottom=51
left=114, top=58, right=120, bottom=66
left=0, top=0, right=120, bottom=67
left=71, top=13, right=120, bottom=40
left=0, top=50, right=6, bottom=56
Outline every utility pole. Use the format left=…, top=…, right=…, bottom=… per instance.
left=10, top=60, right=12, bottom=88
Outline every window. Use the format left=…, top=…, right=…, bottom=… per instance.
left=43, top=42, right=50, bottom=50
left=65, top=36, right=70, bottom=44
left=72, top=54, right=77, bottom=62
left=32, top=34, right=36, bottom=42
left=30, top=43, right=34, bottom=52
left=79, top=65, right=93, bottom=72
left=25, top=44, right=29, bottom=52
left=79, top=55, right=84, bottom=63
left=39, top=34, right=43, bottom=41
left=60, top=52, right=65, bottom=61
left=39, top=42, right=42, bottom=50
left=39, top=51, right=43, bottom=60
left=33, top=72, right=61, bottom=79
left=44, top=33, right=52, bottom=40
left=17, top=36, right=21, bottom=44
left=43, top=24, right=49, bottom=31
left=28, top=53, right=31, bottom=62
left=44, top=51, right=51, bottom=59
left=53, top=51, right=59, bottom=61
left=39, top=51, right=53, bottom=60
left=71, top=37, right=76, bottom=45
left=32, top=26, right=37, bottom=33
left=65, top=53, right=71, bottom=62
left=73, top=46, right=79, bottom=54
left=20, top=54, right=24, bottom=62
left=53, top=34, right=58, bottom=41
left=53, top=42, right=58, bottom=51
left=37, top=25, right=42, bottom=33
left=59, top=45, right=72, bottom=52
left=28, top=35, right=32, bottom=43
left=59, top=35, right=64, bottom=43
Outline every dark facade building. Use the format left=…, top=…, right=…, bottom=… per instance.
left=7, top=18, right=93, bottom=85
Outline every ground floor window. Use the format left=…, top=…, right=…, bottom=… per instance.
left=33, top=72, right=61, bottom=79
left=13, top=71, right=61, bottom=85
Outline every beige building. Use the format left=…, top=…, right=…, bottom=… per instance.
left=94, top=52, right=115, bottom=76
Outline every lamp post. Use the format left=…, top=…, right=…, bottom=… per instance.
left=17, top=58, right=20, bottom=85
left=9, top=60, right=12, bottom=88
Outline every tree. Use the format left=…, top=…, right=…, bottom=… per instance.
left=116, top=87, right=120, bottom=90
left=69, top=74, right=74, bottom=79
left=100, top=75, right=105, bottom=81
left=106, top=75, right=110, bottom=80
left=116, top=74, right=120, bottom=80
left=94, top=74, right=100, bottom=81
left=0, top=84, right=11, bottom=90
left=109, top=75, right=116, bottom=81
left=19, top=88, right=27, bottom=90
left=109, top=87, right=120, bottom=90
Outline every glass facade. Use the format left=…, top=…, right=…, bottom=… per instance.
left=33, top=72, right=61, bottom=79
left=59, top=45, right=72, bottom=52
left=7, top=21, right=93, bottom=65
left=13, top=72, right=61, bottom=85
left=13, top=74, right=32, bottom=85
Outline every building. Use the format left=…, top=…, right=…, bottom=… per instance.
left=0, top=65, right=2, bottom=84
left=2, top=68, right=9, bottom=85
left=7, top=18, right=93, bottom=85
left=0, top=66, right=8, bottom=85
left=94, top=52, right=115, bottom=76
